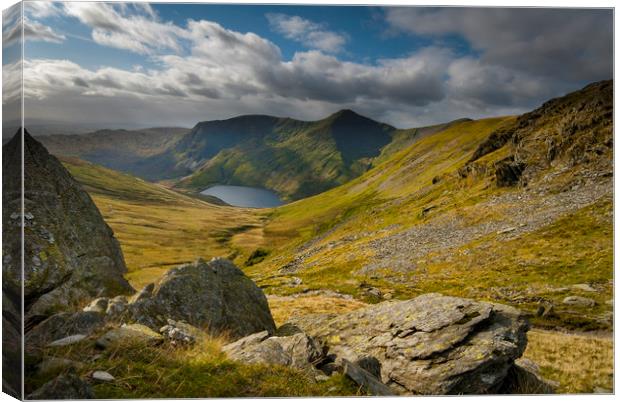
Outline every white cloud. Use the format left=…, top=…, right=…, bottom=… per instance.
left=63, top=2, right=185, bottom=55
left=3, top=13, right=66, bottom=47
left=267, top=13, right=347, bottom=53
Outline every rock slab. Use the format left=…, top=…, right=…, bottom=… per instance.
left=288, top=293, right=529, bottom=395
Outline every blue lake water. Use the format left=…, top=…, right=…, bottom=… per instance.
left=201, top=185, right=284, bottom=208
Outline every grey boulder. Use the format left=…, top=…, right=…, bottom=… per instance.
left=288, top=293, right=529, bottom=395
left=128, top=258, right=275, bottom=340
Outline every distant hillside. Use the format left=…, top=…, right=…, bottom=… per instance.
left=40, top=110, right=476, bottom=201
left=142, top=110, right=396, bottom=200
left=39, top=127, right=189, bottom=174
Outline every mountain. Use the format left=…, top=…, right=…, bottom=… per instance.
left=38, top=127, right=189, bottom=176
left=138, top=110, right=396, bottom=200
left=41, top=110, right=467, bottom=202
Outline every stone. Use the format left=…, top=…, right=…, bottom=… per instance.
left=47, top=334, right=87, bottom=347
left=315, top=374, right=330, bottom=382
left=341, top=358, right=395, bottom=396
left=2, top=132, right=134, bottom=325
left=83, top=298, right=109, bottom=314
left=26, top=373, right=94, bottom=399
left=160, top=319, right=205, bottom=346
left=92, top=371, right=115, bottom=382
left=571, top=284, right=597, bottom=292
left=562, top=296, right=596, bottom=307
left=106, top=296, right=128, bottom=317
left=37, top=358, right=84, bottom=375
left=223, top=331, right=323, bottom=370
left=96, top=323, right=163, bottom=349
left=26, top=311, right=104, bottom=350
left=535, top=302, right=554, bottom=318
left=593, top=386, right=612, bottom=394
left=128, top=258, right=276, bottom=339
left=288, top=293, right=529, bottom=395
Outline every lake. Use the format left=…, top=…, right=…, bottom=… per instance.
left=200, top=185, right=284, bottom=208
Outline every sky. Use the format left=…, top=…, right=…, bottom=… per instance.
left=1, top=2, right=614, bottom=130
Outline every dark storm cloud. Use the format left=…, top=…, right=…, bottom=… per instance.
left=385, top=7, right=613, bottom=108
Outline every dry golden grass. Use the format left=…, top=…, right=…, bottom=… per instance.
left=524, top=329, right=613, bottom=393
left=268, top=294, right=368, bottom=326
left=63, top=158, right=264, bottom=289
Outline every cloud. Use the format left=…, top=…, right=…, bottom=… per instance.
left=3, top=12, right=66, bottom=47
left=25, top=1, right=64, bottom=19
left=18, top=5, right=613, bottom=128
left=63, top=2, right=185, bottom=55
left=384, top=8, right=612, bottom=82
left=267, top=13, right=347, bottom=53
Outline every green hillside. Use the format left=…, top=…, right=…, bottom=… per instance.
left=247, top=81, right=613, bottom=333
left=162, top=110, right=396, bottom=200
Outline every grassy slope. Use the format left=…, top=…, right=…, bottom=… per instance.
left=25, top=325, right=360, bottom=398
left=61, top=157, right=265, bottom=290
left=58, top=95, right=612, bottom=394
left=247, top=111, right=612, bottom=330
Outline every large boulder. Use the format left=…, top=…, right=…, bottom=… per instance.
left=128, top=258, right=276, bottom=339
left=2, top=131, right=134, bottom=326
left=288, top=293, right=529, bottom=395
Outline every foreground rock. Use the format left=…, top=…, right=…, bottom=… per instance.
left=223, top=330, right=323, bottom=371
left=288, top=293, right=529, bottom=395
left=3, top=132, right=134, bottom=325
left=27, top=373, right=94, bottom=399
left=128, top=258, right=276, bottom=339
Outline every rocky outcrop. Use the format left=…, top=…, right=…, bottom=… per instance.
left=288, top=293, right=529, bottom=395
left=465, top=80, right=612, bottom=187
left=3, top=131, right=134, bottom=327
left=128, top=258, right=276, bottom=339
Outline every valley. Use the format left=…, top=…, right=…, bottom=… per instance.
left=31, top=80, right=613, bottom=395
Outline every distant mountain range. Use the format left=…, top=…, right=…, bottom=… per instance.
left=39, top=110, right=467, bottom=201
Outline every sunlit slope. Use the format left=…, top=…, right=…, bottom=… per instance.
left=61, top=157, right=264, bottom=289
left=247, top=80, right=613, bottom=332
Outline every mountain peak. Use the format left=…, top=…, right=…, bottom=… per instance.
left=329, top=109, right=365, bottom=119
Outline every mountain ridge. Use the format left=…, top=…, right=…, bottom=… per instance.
left=41, top=109, right=458, bottom=201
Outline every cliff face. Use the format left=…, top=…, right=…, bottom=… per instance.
left=2, top=130, right=134, bottom=329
